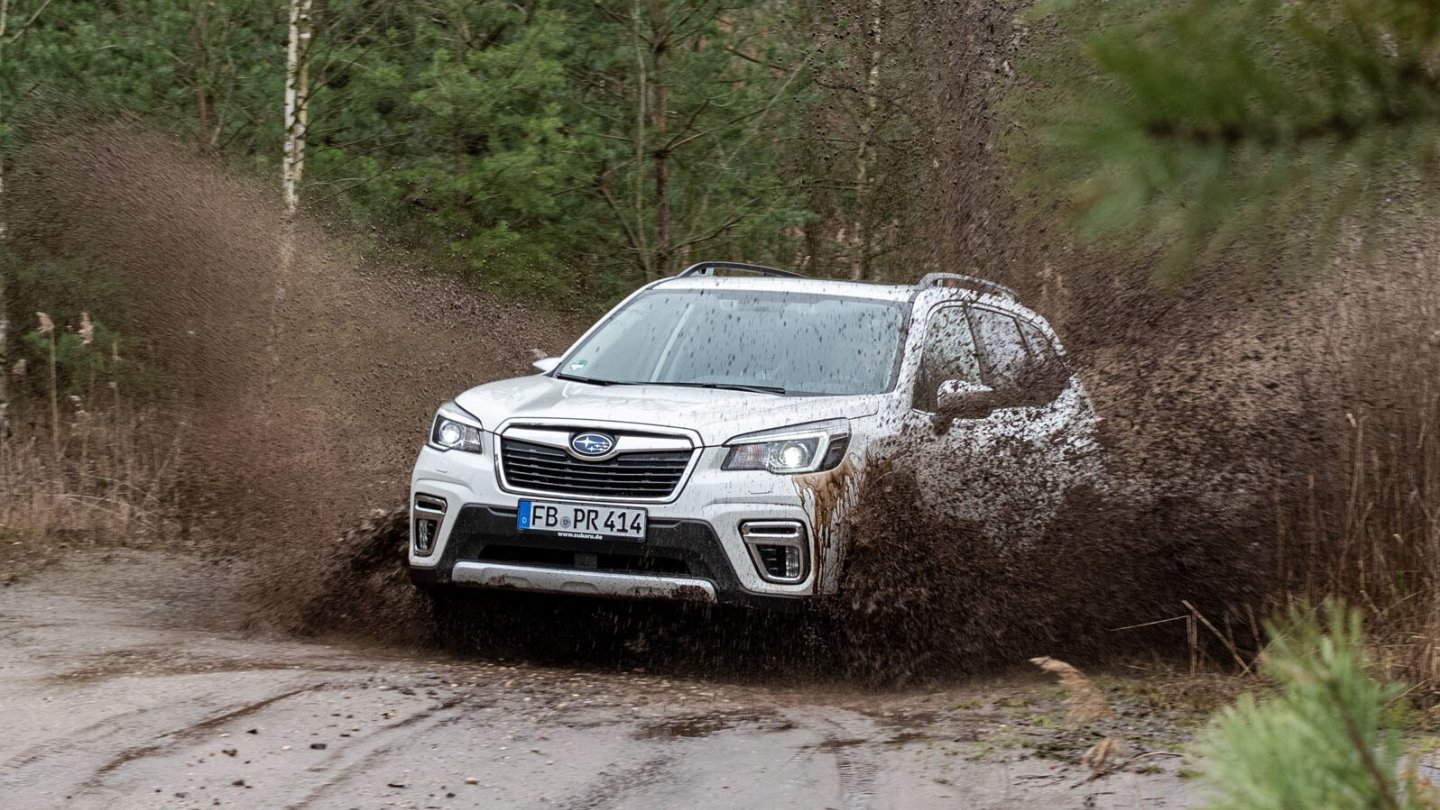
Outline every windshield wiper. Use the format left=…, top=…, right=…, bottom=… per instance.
left=649, top=381, right=787, bottom=395
left=554, top=372, right=635, bottom=386
left=556, top=373, right=784, bottom=395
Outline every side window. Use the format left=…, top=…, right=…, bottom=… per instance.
left=1017, top=319, right=1070, bottom=402
left=969, top=309, right=1030, bottom=395
left=1018, top=320, right=1057, bottom=364
left=913, top=306, right=981, bottom=412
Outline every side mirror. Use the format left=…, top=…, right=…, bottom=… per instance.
left=532, top=356, right=561, bottom=374
left=935, top=379, right=996, bottom=420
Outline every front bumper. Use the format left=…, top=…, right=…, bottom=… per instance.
left=409, top=442, right=817, bottom=608
left=409, top=505, right=806, bottom=608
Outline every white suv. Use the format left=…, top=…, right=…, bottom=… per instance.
left=409, top=262, right=1102, bottom=609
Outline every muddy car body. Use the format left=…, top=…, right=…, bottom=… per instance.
left=410, top=262, right=1102, bottom=608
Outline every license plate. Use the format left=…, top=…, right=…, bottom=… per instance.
left=517, top=499, right=647, bottom=541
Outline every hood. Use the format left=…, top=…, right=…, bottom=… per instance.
left=453, top=375, right=886, bottom=445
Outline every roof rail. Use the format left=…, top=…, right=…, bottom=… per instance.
left=916, top=272, right=1017, bottom=300
left=676, top=261, right=805, bottom=279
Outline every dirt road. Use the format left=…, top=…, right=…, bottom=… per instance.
left=2, top=549, right=1196, bottom=809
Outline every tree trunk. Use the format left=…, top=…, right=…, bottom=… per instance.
left=265, top=0, right=313, bottom=429
left=277, top=0, right=313, bottom=335
left=0, top=147, right=9, bottom=438
left=630, top=0, right=654, bottom=282
left=851, top=0, right=882, bottom=281
left=191, top=0, right=212, bottom=154
left=0, top=0, right=14, bottom=436
left=282, top=0, right=313, bottom=228
left=651, top=8, right=671, bottom=278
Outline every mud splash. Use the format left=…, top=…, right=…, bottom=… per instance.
left=827, top=456, right=1270, bottom=684
left=9, top=125, right=570, bottom=641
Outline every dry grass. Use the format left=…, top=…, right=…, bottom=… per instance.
left=0, top=399, right=179, bottom=582
left=1267, top=241, right=1440, bottom=706
left=1283, top=404, right=1440, bottom=704
left=1029, top=656, right=1114, bottom=722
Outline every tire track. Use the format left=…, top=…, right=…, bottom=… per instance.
left=818, top=714, right=883, bottom=810
left=285, top=696, right=474, bottom=809
left=80, top=685, right=327, bottom=789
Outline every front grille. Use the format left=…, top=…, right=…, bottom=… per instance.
left=500, top=438, right=692, bottom=499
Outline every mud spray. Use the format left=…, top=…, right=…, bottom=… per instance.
left=13, top=126, right=568, bottom=642
left=13, top=121, right=1423, bottom=684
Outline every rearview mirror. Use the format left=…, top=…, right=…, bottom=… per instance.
left=532, top=356, right=561, bottom=374
left=935, top=379, right=996, bottom=420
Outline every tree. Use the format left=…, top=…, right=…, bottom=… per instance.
left=849, top=0, right=882, bottom=280
left=576, top=0, right=811, bottom=281
left=302, top=0, right=603, bottom=299
left=0, top=0, right=51, bottom=436
left=282, top=0, right=312, bottom=222
left=779, top=0, right=927, bottom=281
left=300, top=0, right=813, bottom=296
left=1198, top=602, right=1437, bottom=809
left=1010, top=0, right=1440, bottom=279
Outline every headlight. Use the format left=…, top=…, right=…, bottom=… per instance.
left=722, top=419, right=850, bottom=474
left=429, top=402, right=484, bottom=453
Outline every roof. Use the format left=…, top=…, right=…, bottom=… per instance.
left=650, top=274, right=1032, bottom=316
left=651, top=274, right=917, bottom=303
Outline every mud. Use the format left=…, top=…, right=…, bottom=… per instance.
left=829, top=464, right=1269, bottom=683
left=8, top=125, right=573, bottom=638
left=0, top=548, right=1201, bottom=809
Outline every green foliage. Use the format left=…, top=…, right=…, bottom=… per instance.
left=20, top=320, right=120, bottom=399
left=0, top=249, right=140, bottom=400
left=299, top=0, right=820, bottom=298
left=783, top=0, right=930, bottom=280
left=568, top=1, right=812, bottom=279
left=1, top=0, right=938, bottom=332
left=1197, top=602, right=1437, bottom=810
left=6, top=256, right=129, bottom=333
left=6, top=0, right=280, bottom=157
left=306, top=3, right=594, bottom=298
left=1008, top=0, right=1440, bottom=280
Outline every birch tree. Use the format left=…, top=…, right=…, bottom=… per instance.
left=260, top=0, right=312, bottom=427
left=280, top=0, right=313, bottom=278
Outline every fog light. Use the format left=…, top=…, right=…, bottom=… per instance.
left=414, top=518, right=438, bottom=555
left=757, top=544, right=803, bottom=580
left=739, top=520, right=808, bottom=584
left=413, top=494, right=447, bottom=557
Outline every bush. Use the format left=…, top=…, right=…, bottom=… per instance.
left=1198, top=602, right=1437, bottom=810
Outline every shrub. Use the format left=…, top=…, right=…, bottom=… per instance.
left=1198, top=602, right=1437, bottom=809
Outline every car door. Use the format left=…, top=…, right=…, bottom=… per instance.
left=971, top=308, right=1099, bottom=529
left=904, top=304, right=1081, bottom=544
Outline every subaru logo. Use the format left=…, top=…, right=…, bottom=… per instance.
left=570, top=432, right=615, bottom=457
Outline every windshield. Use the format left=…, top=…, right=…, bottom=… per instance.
left=557, top=289, right=908, bottom=396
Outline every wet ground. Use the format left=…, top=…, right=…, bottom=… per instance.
left=0, top=549, right=1202, bottom=809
